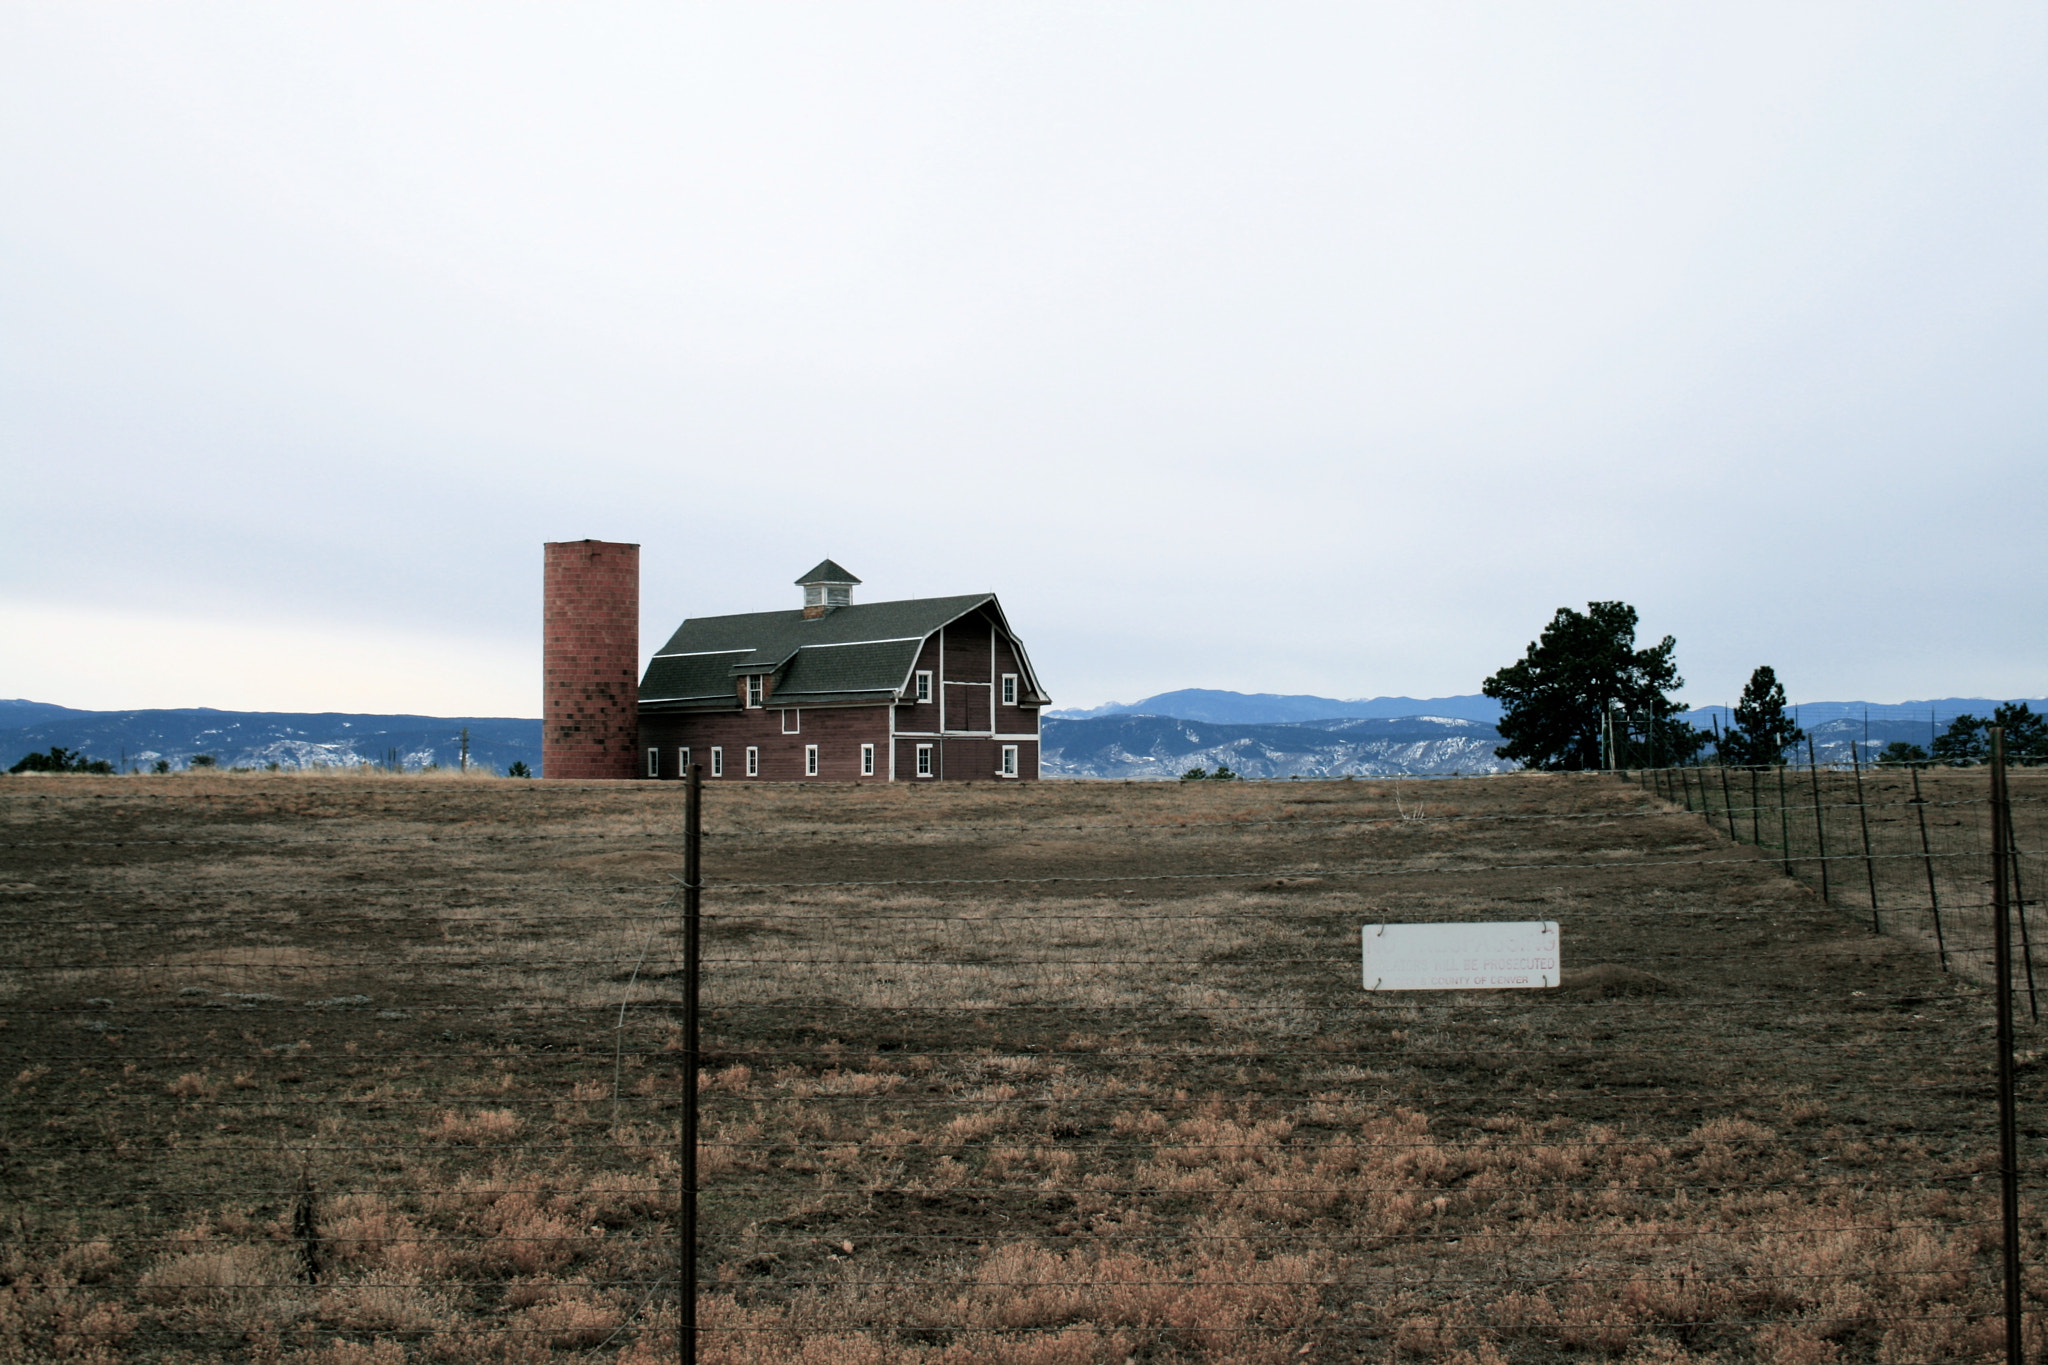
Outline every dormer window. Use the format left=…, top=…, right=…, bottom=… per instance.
left=746, top=676, right=763, bottom=708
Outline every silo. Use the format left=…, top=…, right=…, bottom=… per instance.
left=542, top=540, right=640, bottom=779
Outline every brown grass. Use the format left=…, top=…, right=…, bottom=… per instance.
left=1, top=769, right=2044, bottom=1360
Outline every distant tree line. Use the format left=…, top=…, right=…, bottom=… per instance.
left=1481, top=602, right=2040, bottom=770
left=7, top=747, right=114, bottom=775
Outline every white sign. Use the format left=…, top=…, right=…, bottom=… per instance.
left=1362, top=921, right=1560, bottom=991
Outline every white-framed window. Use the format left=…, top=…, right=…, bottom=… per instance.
left=782, top=710, right=800, bottom=735
left=678, top=747, right=691, bottom=776
left=1001, top=674, right=1018, bottom=706
left=745, top=746, right=759, bottom=777
left=646, top=747, right=660, bottom=778
left=860, top=743, right=875, bottom=776
left=915, top=743, right=934, bottom=777
left=710, top=746, right=724, bottom=778
left=1000, top=745, right=1018, bottom=777
left=914, top=670, right=933, bottom=703
left=805, top=744, right=819, bottom=777
left=746, top=676, right=764, bottom=708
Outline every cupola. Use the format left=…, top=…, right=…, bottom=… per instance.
left=796, top=559, right=861, bottom=619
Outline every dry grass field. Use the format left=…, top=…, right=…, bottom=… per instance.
left=2, top=767, right=2045, bottom=1363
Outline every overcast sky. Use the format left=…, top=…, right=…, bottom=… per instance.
left=3, top=4, right=2044, bottom=716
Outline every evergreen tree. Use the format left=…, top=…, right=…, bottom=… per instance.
left=1483, top=602, right=1704, bottom=771
left=1877, top=741, right=1929, bottom=766
left=1718, top=666, right=1806, bottom=766
left=1994, top=702, right=2048, bottom=761
left=1940, top=704, right=2048, bottom=765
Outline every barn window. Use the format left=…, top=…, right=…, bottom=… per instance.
left=782, top=710, right=800, bottom=734
left=646, top=748, right=660, bottom=778
left=745, top=746, right=760, bottom=777
left=914, top=670, right=932, bottom=703
left=710, top=747, right=723, bottom=778
left=746, top=676, right=764, bottom=708
left=677, top=746, right=691, bottom=776
left=915, top=744, right=933, bottom=777
left=805, top=744, right=819, bottom=777
left=1000, top=745, right=1018, bottom=778
left=1001, top=674, right=1018, bottom=706
left=860, top=743, right=875, bottom=776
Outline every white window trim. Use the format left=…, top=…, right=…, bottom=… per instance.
left=678, top=747, right=691, bottom=776
left=745, top=746, right=760, bottom=777
left=914, top=670, right=932, bottom=703
left=710, top=746, right=724, bottom=778
left=646, top=747, right=660, bottom=778
left=999, top=744, right=1018, bottom=778
left=1001, top=674, right=1018, bottom=706
left=782, top=709, right=800, bottom=735
left=805, top=744, right=819, bottom=777
left=915, top=743, right=934, bottom=777
left=860, top=743, right=875, bottom=776
left=746, top=676, right=764, bottom=708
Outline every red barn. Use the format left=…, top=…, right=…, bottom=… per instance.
left=636, top=561, right=1050, bottom=782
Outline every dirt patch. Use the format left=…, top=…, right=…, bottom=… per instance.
left=1558, top=963, right=1676, bottom=998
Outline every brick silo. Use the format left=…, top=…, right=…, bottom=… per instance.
left=543, top=540, right=640, bottom=780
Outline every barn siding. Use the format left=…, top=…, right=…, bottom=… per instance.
left=640, top=602, right=1039, bottom=782
left=640, top=706, right=893, bottom=782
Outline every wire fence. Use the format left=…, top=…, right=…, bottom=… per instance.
left=3, top=763, right=2046, bottom=1363
left=1632, top=754, right=2042, bottom=1001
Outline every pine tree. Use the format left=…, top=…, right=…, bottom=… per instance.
left=1483, top=602, right=1704, bottom=770
left=1719, top=666, right=1806, bottom=766
left=1940, top=704, right=2048, bottom=765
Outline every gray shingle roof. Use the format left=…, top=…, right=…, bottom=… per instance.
left=640, top=594, right=1048, bottom=712
left=795, top=559, right=860, bottom=585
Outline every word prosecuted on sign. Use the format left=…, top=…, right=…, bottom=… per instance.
left=1362, top=921, right=1560, bottom=991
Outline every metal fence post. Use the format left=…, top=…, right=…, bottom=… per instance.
left=682, top=762, right=702, bottom=1363
left=1911, top=764, right=1947, bottom=972
left=1719, top=760, right=1738, bottom=842
left=1808, top=737, right=1830, bottom=904
left=2006, top=795, right=2039, bottom=1023
left=1989, top=728, right=2022, bottom=1365
left=1850, top=742, right=1879, bottom=930
left=1779, top=764, right=1793, bottom=877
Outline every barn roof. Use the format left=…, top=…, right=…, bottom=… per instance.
left=639, top=594, right=1048, bottom=711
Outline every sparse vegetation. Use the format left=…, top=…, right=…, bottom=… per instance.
left=0, top=771, right=2041, bottom=1361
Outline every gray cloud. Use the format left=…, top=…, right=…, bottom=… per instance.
left=2, top=4, right=2043, bottom=712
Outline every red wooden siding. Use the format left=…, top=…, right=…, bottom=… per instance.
left=639, top=705, right=893, bottom=782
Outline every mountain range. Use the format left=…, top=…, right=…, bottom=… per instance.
left=5, top=690, right=2042, bottom=779
left=1048, top=689, right=1505, bottom=724
left=0, top=702, right=538, bottom=775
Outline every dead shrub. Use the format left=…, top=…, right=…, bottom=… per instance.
left=422, top=1108, right=523, bottom=1144
left=165, top=1071, right=219, bottom=1100
left=136, top=1242, right=305, bottom=1331
left=56, top=1239, right=118, bottom=1284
